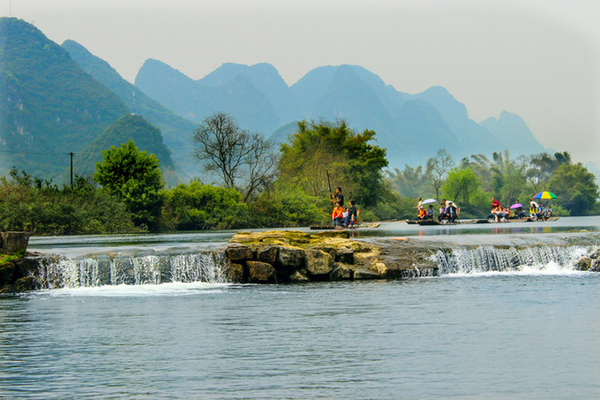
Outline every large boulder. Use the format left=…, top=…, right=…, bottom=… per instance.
left=289, top=270, right=310, bottom=283
left=305, top=249, right=334, bottom=276
left=226, top=244, right=253, bottom=262
left=223, top=262, right=245, bottom=283
left=257, top=245, right=279, bottom=264
left=1, top=232, right=29, bottom=255
left=330, top=263, right=353, bottom=281
left=277, top=246, right=305, bottom=268
left=354, top=269, right=381, bottom=280
left=575, top=257, right=593, bottom=271
left=247, top=261, right=277, bottom=283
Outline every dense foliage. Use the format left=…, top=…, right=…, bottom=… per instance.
left=279, top=120, right=389, bottom=208
left=162, top=181, right=249, bottom=230
left=94, top=140, right=164, bottom=229
left=388, top=150, right=599, bottom=218
left=0, top=169, right=137, bottom=235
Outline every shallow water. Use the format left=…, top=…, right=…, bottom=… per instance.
left=2, top=216, right=599, bottom=398
left=1, top=274, right=598, bottom=399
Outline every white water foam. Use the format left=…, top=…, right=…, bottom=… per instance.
left=37, top=250, right=229, bottom=289
left=36, top=281, right=234, bottom=297
left=435, top=245, right=598, bottom=277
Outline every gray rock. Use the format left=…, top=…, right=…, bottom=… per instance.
left=226, top=244, right=253, bottom=262
left=353, top=269, right=381, bottom=280
left=335, top=247, right=354, bottom=264
left=289, top=270, right=310, bottom=283
left=247, top=261, right=277, bottom=283
left=575, top=257, right=592, bottom=271
left=1, top=231, right=29, bottom=255
left=305, top=249, right=334, bottom=276
left=330, top=263, right=352, bottom=281
left=277, top=246, right=305, bottom=268
left=223, top=262, right=245, bottom=283
left=257, top=245, right=279, bottom=264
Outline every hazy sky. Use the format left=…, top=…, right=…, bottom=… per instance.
left=2, top=0, right=600, bottom=167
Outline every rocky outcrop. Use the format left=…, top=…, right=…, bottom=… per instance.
left=1, top=232, right=29, bottom=255
left=0, top=232, right=36, bottom=292
left=222, top=230, right=438, bottom=283
left=0, top=256, right=40, bottom=293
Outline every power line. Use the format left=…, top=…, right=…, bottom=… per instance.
left=0, top=149, right=71, bottom=156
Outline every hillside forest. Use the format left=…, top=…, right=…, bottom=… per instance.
left=1, top=114, right=598, bottom=235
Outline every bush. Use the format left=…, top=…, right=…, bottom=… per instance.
left=162, top=181, right=249, bottom=230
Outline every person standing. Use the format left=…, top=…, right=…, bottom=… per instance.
left=330, top=187, right=344, bottom=207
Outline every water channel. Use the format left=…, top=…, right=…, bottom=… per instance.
left=1, top=217, right=599, bottom=398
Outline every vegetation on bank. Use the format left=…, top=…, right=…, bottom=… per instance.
left=1, top=115, right=598, bottom=235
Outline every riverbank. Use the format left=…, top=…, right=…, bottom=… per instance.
left=0, top=231, right=39, bottom=292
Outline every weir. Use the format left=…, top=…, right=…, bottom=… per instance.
left=37, top=251, right=228, bottom=289
left=435, top=245, right=598, bottom=275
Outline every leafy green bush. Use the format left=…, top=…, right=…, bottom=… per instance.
left=162, top=181, right=249, bottom=230
left=0, top=171, right=138, bottom=235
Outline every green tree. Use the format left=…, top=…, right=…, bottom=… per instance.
left=279, top=120, right=389, bottom=208
left=547, top=163, right=599, bottom=215
left=442, top=167, right=487, bottom=215
left=386, top=165, right=431, bottom=198
left=162, top=181, right=248, bottom=230
left=94, top=140, right=164, bottom=229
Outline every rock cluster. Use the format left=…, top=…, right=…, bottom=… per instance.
left=223, top=230, right=436, bottom=283
left=574, top=249, right=600, bottom=272
left=1, top=232, right=29, bottom=255
left=0, top=232, right=37, bottom=293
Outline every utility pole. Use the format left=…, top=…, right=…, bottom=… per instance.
left=68, top=152, right=74, bottom=187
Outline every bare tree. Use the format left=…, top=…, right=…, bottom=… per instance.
left=426, top=148, right=455, bottom=201
left=193, top=112, right=277, bottom=201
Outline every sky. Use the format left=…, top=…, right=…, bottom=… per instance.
left=2, top=0, right=600, bottom=168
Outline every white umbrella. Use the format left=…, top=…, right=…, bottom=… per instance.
left=422, top=198, right=437, bottom=205
left=446, top=201, right=459, bottom=208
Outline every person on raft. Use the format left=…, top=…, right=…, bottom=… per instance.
left=345, top=200, right=359, bottom=228
left=330, top=187, right=344, bottom=207
left=331, top=202, right=344, bottom=227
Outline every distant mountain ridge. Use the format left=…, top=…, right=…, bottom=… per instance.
left=136, top=60, right=546, bottom=166
left=0, top=17, right=547, bottom=183
left=0, top=17, right=129, bottom=178
left=76, top=114, right=178, bottom=185
left=62, top=40, right=197, bottom=179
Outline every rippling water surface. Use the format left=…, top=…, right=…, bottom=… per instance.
left=2, top=274, right=599, bottom=399
left=2, top=217, right=600, bottom=398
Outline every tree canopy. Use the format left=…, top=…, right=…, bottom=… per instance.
left=279, top=120, right=389, bottom=208
left=94, top=140, right=164, bottom=228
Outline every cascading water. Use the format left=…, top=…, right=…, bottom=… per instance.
left=37, top=250, right=229, bottom=289
left=435, top=245, right=598, bottom=275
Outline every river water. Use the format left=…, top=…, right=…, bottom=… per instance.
left=1, top=217, right=599, bottom=398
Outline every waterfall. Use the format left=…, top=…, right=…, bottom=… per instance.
left=435, top=245, right=598, bottom=275
left=37, top=251, right=228, bottom=289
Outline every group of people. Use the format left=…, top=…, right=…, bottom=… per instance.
left=416, top=198, right=458, bottom=223
left=529, top=200, right=553, bottom=221
left=488, top=197, right=554, bottom=222
left=330, top=187, right=359, bottom=228
left=490, top=198, right=513, bottom=222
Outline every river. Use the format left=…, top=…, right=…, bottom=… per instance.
left=1, top=217, right=599, bottom=398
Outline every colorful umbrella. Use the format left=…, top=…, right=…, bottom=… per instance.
left=533, top=191, right=557, bottom=200
left=510, top=203, right=523, bottom=209
left=422, top=198, right=437, bottom=205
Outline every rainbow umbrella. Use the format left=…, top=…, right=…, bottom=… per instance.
left=533, top=191, right=557, bottom=200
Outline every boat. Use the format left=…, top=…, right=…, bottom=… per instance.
left=309, top=222, right=381, bottom=230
